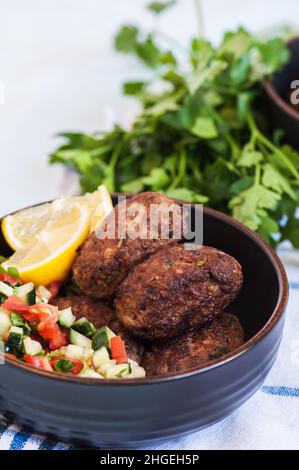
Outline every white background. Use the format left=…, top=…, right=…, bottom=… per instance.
left=0, top=0, right=298, bottom=215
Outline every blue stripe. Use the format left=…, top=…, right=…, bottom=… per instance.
left=289, top=282, right=299, bottom=290
left=9, top=430, right=31, bottom=450
left=262, top=385, right=299, bottom=397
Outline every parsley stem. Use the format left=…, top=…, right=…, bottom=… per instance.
left=169, top=147, right=187, bottom=189
left=257, top=133, right=299, bottom=181
left=108, top=141, right=123, bottom=191
left=247, top=111, right=299, bottom=182
left=254, top=165, right=261, bottom=186
left=194, top=0, right=205, bottom=38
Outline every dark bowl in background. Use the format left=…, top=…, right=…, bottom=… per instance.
left=264, top=36, right=299, bottom=149
left=0, top=195, right=288, bottom=447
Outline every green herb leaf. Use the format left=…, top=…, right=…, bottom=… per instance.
left=54, top=360, right=75, bottom=373
left=11, top=313, right=31, bottom=334
left=147, top=1, right=176, bottom=14
left=196, top=260, right=205, bottom=267
left=262, top=163, right=297, bottom=200
left=229, top=183, right=281, bottom=230
left=143, top=168, right=170, bottom=190
left=114, top=26, right=139, bottom=53
left=6, top=267, right=20, bottom=279
left=123, top=81, right=147, bottom=95
left=238, top=146, right=263, bottom=167
left=165, top=188, right=208, bottom=203
left=191, top=117, right=218, bottom=139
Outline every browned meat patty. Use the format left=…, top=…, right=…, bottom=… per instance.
left=52, top=296, right=144, bottom=363
left=142, top=313, right=244, bottom=376
left=115, top=245, right=243, bottom=341
left=52, top=296, right=115, bottom=329
left=72, top=192, right=187, bottom=299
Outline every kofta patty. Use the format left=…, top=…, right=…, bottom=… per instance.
left=52, top=296, right=115, bottom=329
left=115, top=245, right=243, bottom=341
left=52, top=296, right=144, bottom=362
left=72, top=192, right=187, bottom=299
left=142, top=313, right=244, bottom=376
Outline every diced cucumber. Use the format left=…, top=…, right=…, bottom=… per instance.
left=47, top=348, right=63, bottom=359
left=0, top=281, right=13, bottom=298
left=37, top=285, right=52, bottom=302
left=5, top=326, right=24, bottom=356
left=105, top=363, right=131, bottom=378
left=15, top=283, right=35, bottom=303
left=72, top=317, right=96, bottom=338
left=128, top=365, right=146, bottom=378
left=79, top=368, right=103, bottom=379
left=27, top=288, right=36, bottom=305
left=64, top=344, right=84, bottom=360
left=98, top=359, right=117, bottom=376
left=58, top=307, right=75, bottom=328
left=0, top=310, right=12, bottom=337
left=70, top=329, right=92, bottom=349
left=93, top=347, right=110, bottom=370
left=23, top=336, right=43, bottom=356
left=9, top=326, right=24, bottom=335
left=83, top=348, right=94, bottom=363
left=92, top=326, right=115, bottom=351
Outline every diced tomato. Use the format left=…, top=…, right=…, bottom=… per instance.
left=2, top=296, right=30, bottom=314
left=23, top=355, right=53, bottom=371
left=38, top=320, right=67, bottom=350
left=50, top=356, right=84, bottom=375
left=22, top=311, right=40, bottom=323
left=110, top=336, right=128, bottom=364
left=48, top=328, right=68, bottom=350
left=0, top=273, right=21, bottom=286
left=45, top=281, right=61, bottom=301
left=29, top=304, right=64, bottom=350
left=38, top=321, right=58, bottom=339
left=2, top=297, right=41, bottom=323
left=29, top=303, right=59, bottom=323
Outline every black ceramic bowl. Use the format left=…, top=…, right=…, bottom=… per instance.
left=0, top=196, right=288, bottom=448
left=264, top=36, right=299, bottom=149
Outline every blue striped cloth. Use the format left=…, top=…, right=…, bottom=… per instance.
left=1, top=246, right=299, bottom=450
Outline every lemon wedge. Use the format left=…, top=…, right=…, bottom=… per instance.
left=2, top=203, right=53, bottom=250
left=88, top=184, right=113, bottom=232
left=2, top=202, right=90, bottom=285
left=2, top=185, right=113, bottom=250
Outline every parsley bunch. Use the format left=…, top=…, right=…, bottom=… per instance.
left=50, top=1, right=299, bottom=248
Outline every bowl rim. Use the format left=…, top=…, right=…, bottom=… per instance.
left=264, top=35, right=299, bottom=122
left=0, top=196, right=289, bottom=385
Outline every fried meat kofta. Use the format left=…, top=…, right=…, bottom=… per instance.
left=52, top=296, right=144, bottom=362
left=72, top=192, right=187, bottom=299
left=115, top=245, right=243, bottom=341
left=52, top=296, right=115, bottom=329
left=142, top=313, right=244, bottom=376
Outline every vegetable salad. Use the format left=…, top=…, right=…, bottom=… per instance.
left=0, top=268, right=145, bottom=379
